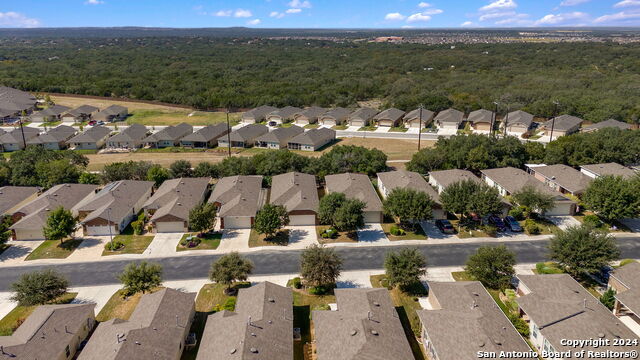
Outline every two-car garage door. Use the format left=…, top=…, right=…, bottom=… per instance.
left=223, top=216, right=252, bottom=229
left=156, top=221, right=186, bottom=233
left=289, top=215, right=316, bottom=226
left=86, top=225, right=118, bottom=236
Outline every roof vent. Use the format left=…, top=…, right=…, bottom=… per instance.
left=230, top=349, right=237, bottom=354
left=371, top=330, right=379, bottom=336
left=494, top=339, right=502, bottom=345
left=268, top=320, right=273, bottom=324
left=350, top=329, right=358, bottom=336
left=251, top=333, right=256, bottom=337
left=135, top=341, right=141, bottom=345
left=478, top=340, right=485, bottom=347
left=373, top=301, right=380, bottom=307
left=268, top=298, right=275, bottom=303
left=473, top=292, right=480, bottom=296
left=598, top=333, right=605, bottom=338
left=250, top=348, right=258, bottom=353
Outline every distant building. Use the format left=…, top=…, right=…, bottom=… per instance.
left=218, top=124, right=268, bottom=148
left=30, top=105, right=71, bottom=123
left=0, top=127, right=41, bottom=152
left=26, top=125, right=76, bottom=150
left=582, top=119, right=632, bottom=133
left=266, top=106, right=302, bottom=125
left=347, top=108, right=378, bottom=127
left=404, top=108, right=435, bottom=129
left=374, top=108, right=405, bottom=127
left=179, top=123, right=229, bottom=148
left=255, top=125, right=304, bottom=149
left=541, top=115, right=583, bottom=138
left=467, top=109, right=494, bottom=132
left=293, top=106, right=327, bottom=125
left=319, top=107, right=350, bottom=126
left=434, top=108, right=464, bottom=131
left=92, top=104, right=128, bottom=122
left=143, top=123, right=193, bottom=148
left=242, top=105, right=278, bottom=124
left=61, top=105, right=99, bottom=123
left=0, top=87, right=37, bottom=121
left=67, top=125, right=112, bottom=150
left=503, top=110, right=534, bottom=137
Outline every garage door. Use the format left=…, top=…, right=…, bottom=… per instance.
left=156, top=221, right=185, bottom=233
left=378, top=120, right=393, bottom=127
left=289, top=215, right=316, bottom=226
left=545, top=203, right=575, bottom=216
left=410, top=121, right=421, bottom=128
left=15, top=229, right=44, bottom=241
left=86, top=225, right=116, bottom=236
left=364, top=211, right=381, bottom=224
left=323, top=120, right=336, bottom=127
left=350, top=120, right=364, bottom=127
left=224, top=216, right=252, bottom=229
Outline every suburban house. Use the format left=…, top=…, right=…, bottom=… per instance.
left=265, top=106, right=302, bottom=125
left=242, top=105, right=278, bottom=124
left=293, top=106, right=327, bottom=125
left=106, top=123, right=149, bottom=149
left=417, top=281, right=530, bottom=360
left=255, top=125, right=304, bottom=149
left=503, top=110, right=534, bottom=137
left=608, top=261, right=640, bottom=329
left=79, top=288, right=196, bottom=360
left=580, top=162, right=638, bottom=179
left=0, top=304, right=95, bottom=360
left=434, top=108, right=464, bottom=131
left=582, top=119, right=632, bottom=133
left=404, top=108, right=435, bottom=129
left=143, top=122, right=193, bottom=148
left=377, top=170, right=445, bottom=220
left=218, top=124, right=268, bottom=148
left=467, top=109, right=494, bottom=132
left=92, top=104, right=128, bottom=122
left=373, top=108, right=406, bottom=127
left=143, top=177, right=211, bottom=233
left=325, top=173, right=383, bottom=223
left=428, top=169, right=481, bottom=194
left=26, top=125, right=76, bottom=150
left=0, top=186, right=40, bottom=216
left=0, top=87, right=37, bottom=121
left=30, top=104, right=71, bottom=123
left=10, top=183, right=98, bottom=240
left=179, top=123, right=229, bottom=148
left=0, top=127, right=40, bottom=151
left=541, top=115, right=583, bottom=138
left=319, top=107, right=350, bottom=126
left=196, top=282, right=293, bottom=360
left=313, top=288, right=414, bottom=360
left=287, top=127, right=336, bottom=151
left=72, top=180, right=154, bottom=236
left=61, top=105, right=99, bottom=123
left=208, top=175, right=266, bottom=229
left=67, top=125, right=112, bottom=150
left=527, top=164, right=592, bottom=196
left=347, top=108, right=378, bottom=127
left=270, top=172, right=319, bottom=225
left=515, top=274, right=640, bottom=357
left=480, top=167, right=576, bottom=215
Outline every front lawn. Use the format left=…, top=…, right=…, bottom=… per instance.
left=449, top=220, right=492, bottom=238
left=0, top=292, right=77, bottom=335
left=304, top=124, right=319, bottom=129
left=357, top=126, right=377, bottom=131
left=332, top=125, right=348, bottom=130
left=96, top=288, right=163, bottom=322
left=533, top=262, right=564, bottom=274
left=248, top=229, right=289, bottom=248
left=573, top=214, right=631, bottom=233
left=519, top=218, right=558, bottom=235
left=102, top=234, right=154, bottom=256
left=389, top=126, right=408, bottom=132
left=381, top=223, right=428, bottom=241
left=177, top=232, right=222, bottom=251
left=25, top=239, right=84, bottom=260
left=315, top=225, right=358, bottom=244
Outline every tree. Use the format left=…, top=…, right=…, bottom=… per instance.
left=189, top=203, right=217, bottom=234
left=600, top=289, right=616, bottom=310
left=254, top=204, right=289, bottom=239
left=10, top=269, right=69, bottom=306
left=209, top=252, right=254, bottom=293
left=318, top=192, right=346, bottom=225
left=0, top=216, right=13, bottom=245
left=583, top=175, right=640, bottom=222
left=300, top=244, right=342, bottom=288
left=103, top=161, right=153, bottom=182
left=147, top=165, right=171, bottom=187
left=384, top=248, right=427, bottom=290
left=511, top=186, right=555, bottom=218
left=440, top=179, right=475, bottom=220
left=169, top=160, right=192, bottom=178
left=193, top=161, right=219, bottom=178
left=43, top=207, right=77, bottom=244
left=383, top=188, right=434, bottom=228
left=549, top=225, right=620, bottom=277
left=467, top=183, right=503, bottom=221
left=332, top=199, right=366, bottom=232
left=465, top=245, right=516, bottom=290
left=35, top=159, right=81, bottom=188
left=440, top=179, right=502, bottom=226
left=118, top=261, right=163, bottom=296
left=78, top=172, right=101, bottom=185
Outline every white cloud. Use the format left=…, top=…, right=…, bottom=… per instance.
left=423, top=8, right=443, bottom=15
left=479, top=0, right=517, bottom=12
left=407, top=12, right=432, bottom=22
left=234, top=9, right=253, bottom=18
left=614, top=0, right=640, bottom=7
left=269, top=11, right=285, bottom=18
left=461, top=21, right=474, bottom=26
left=418, top=2, right=432, bottom=7
left=247, top=18, right=261, bottom=25
left=479, top=11, right=515, bottom=21
left=0, top=12, right=40, bottom=27
left=385, top=12, right=406, bottom=21
left=84, top=0, right=104, bottom=4
left=534, top=11, right=589, bottom=25
left=286, top=8, right=302, bottom=14
left=594, top=10, right=640, bottom=23
left=288, top=0, right=312, bottom=8
left=495, top=15, right=532, bottom=25
left=560, top=0, right=589, bottom=6
left=214, top=10, right=232, bottom=17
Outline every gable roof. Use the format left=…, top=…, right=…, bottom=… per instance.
left=480, top=167, right=572, bottom=200
left=529, top=164, right=592, bottom=194
left=227, top=124, right=269, bottom=143
left=349, top=108, right=378, bottom=121
left=288, top=127, right=335, bottom=146
left=0, top=87, right=36, bottom=112
left=505, top=110, right=534, bottom=128
left=64, top=105, right=100, bottom=117
left=467, top=109, right=494, bottom=124
left=610, top=261, right=640, bottom=317
left=242, top=105, right=278, bottom=121
left=143, top=177, right=211, bottom=222
left=434, top=108, right=464, bottom=124
left=0, top=186, right=40, bottom=215
left=73, top=180, right=154, bottom=225
left=373, top=108, right=405, bottom=121
left=377, top=170, right=440, bottom=203
left=196, top=282, right=293, bottom=360
left=418, top=281, right=530, bottom=360
left=543, top=114, right=583, bottom=131
left=583, top=119, right=631, bottom=132
left=255, top=125, right=304, bottom=144
left=294, top=106, right=327, bottom=120
left=270, top=172, right=318, bottom=213
left=32, top=105, right=71, bottom=117
left=320, top=107, right=351, bottom=122
left=27, top=125, right=76, bottom=145
left=428, top=169, right=481, bottom=190
left=0, top=127, right=40, bottom=144
left=268, top=106, right=302, bottom=120
left=180, top=123, right=228, bottom=143
left=208, top=175, right=265, bottom=217
left=325, top=173, right=382, bottom=212
left=313, top=288, right=414, bottom=360
left=404, top=108, right=435, bottom=123
left=68, top=126, right=112, bottom=143
left=580, top=163, right=638, bottom=179
left=108, top=123, right=148, bottom=143
left=143, top=123, right=193, bottom=142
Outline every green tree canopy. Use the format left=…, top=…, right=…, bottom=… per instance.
left=384, top=248, right=427, bottom=290
left=43, top=207, right=77, bottom=244
left=78, top=172, right=101, bottom=185
left=169, top=160, right=193, bottom=178
left=209, top=252, right=254, bottom=293
left=583, top=175, right=640, bottom=222
left=10, top=269, right=69, bottom=306
left=300, top=244, right=343, bottom=288
left=383, top=188, right=434, bottom=227
left=465, top=245, right=516, bottom=290
left=549, top=225, right=620, bottom=277
left=254, top=204, right=290, bottom=239
left=118, top=261, right=163, bottom=296
left=332, top=199, right=366, bottom=232
left=511, top=185, right=555, bottom=218
left=147, top=165, right=171, bottom=187
left=440, top=179, right=502, bottom=221
left=188, top=203, right=217, bottom=234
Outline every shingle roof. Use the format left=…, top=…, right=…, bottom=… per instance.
left=377, top=170, right=440, bottom=203
left=268, top=106, right=302, bottom=120
left=227, top=124, right=269, bottom=143
left=313, top=288, right=414, bottom=360
left=418, top=281, right=530, bottom=360
left=434, top=108, right=464, bottom=124
left=480, top=167, right=571, bottom=200
left=467, top=109, right=494, bottom=124
left=288, top=127, right=335, bottom=146
left=32, top=105, right=71, bottom=117
left=73, top=180, right=154, bottom=226
left=0, top=304, right=95, bottom=359
left=270, top=172, right=318, bottom=213
left=543, top=114, right=583, bottom=131
left=428, top=169, right=481, bottom=190
left=242, top=106, right=278, bottom=121
left=373, top=108, right=405, bottom=121
left=208, top=175, right=265, bottom=217
left=611, top=261, right=640, bottom=316
left=349, top=108, right=378, bottom=121
left=504, top=110, right=534, bottom=128
left=530, top=164, right=592, bottom=194
left=180, top=123, right=229, bottom=143
left=79, top=288, right=196, bottom=360
left=196, top=282, right=293, bottom=360
left=143, top=123, right=193, bottom=142
left=580, top=163, right=638, bottom=179
left=93, top=105, right=128, bottom=121
left=65, top=105, right=99, bottom=117
left=325, top=173, right=383, bottom=212
left=0, top=127, right=40, bottom=144
left=320, top=107, right=351, bottom=123
left=143, top=177, right=211, bottom=222
left=0, top=87, right=36, bottom=112
left=107, top=123, right=148, bottom=143
left=27, top=125, right=76, bottom=145
left=0, top=186, right=39, bottom=215
left=583, top=119, right=632, bottom=132
left=516, top=274, right=639, bottom=353
left=68, top=125, right=112, bottom=143
left=294, top=106, right=327, bottom=121
left=255, top=125, right=304, bottom=144
left=404, top=108, right=435, bottom=123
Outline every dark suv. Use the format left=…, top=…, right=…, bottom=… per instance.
left=503, top=216, right=523, bottom=232
left=488, top=215, right=508, bottom=232
left=435, top=219, right=455, bottom=234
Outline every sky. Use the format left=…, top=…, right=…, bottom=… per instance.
left=2, top=0, right=640, bottom=29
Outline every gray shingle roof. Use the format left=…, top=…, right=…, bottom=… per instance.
left=529, top=164, right=592, bottom=194
left=180, top=123, right=229, bottom=143
left=65, top=105, right=99, bottom=117
left=143, top=123, right=193, bottom=142
left=349, top=108, right=378, bottom=122
left=68, top=125, right=112, bottom=143
left=227, top=124, right=269, bottom=143
left=434, top=108, right=464, bottom=124
left=428, top=169, right=481, bottom=190
left=404, top=108, right=435, bottom=123
left=418, top=281, right=530, bottom=360
left=143, top=177, right=211, bottom=223
left=0, top=87, right=36, bottom=112
left=73, top=180, right=154, bottom=226
left=107, top=123, right=148, bottom=143
left=270, top=172, right=319, bottom=213
left=543, top=114, right=583, bottom=131
left=0, top=186, right=39, bottom=215
left=0, top=127, right=40, bottom=144
left=583, top=119, right=632, bottom=132
left=313, top=288, right=414, bottom=360
left=320, top=107, right=351, bottom=124
left=27, top=125, right=76, bottom=145
left=268, top=106, right=303, bottom=120
left=325, top=173, right=383, bottom=212
left=288, top=127, right=335, bottom=147
left=255, top=125, right=304, bottom=144
left=611, top=261, right=640, bottom=316
left=196, top=282, right=293, bottom=360
left=294, top=106, right=327, bottom=121
left=505, top=110, right=534, bottom=128
left=377, top=170, right=440, bottom=203
left=467, top=109, right=494, bottom=124
left=580, top=163, right=638, bottom=179
left=480, top=167, right=571, bottom=200
left=373, top=108, right=405, bottom=121
left=242, top=105, right=278, bottom=121
left=32, top=105, right=71, bottom=117
left=208, top=175, right=265, bottom=217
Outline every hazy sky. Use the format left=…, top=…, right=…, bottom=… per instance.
left=2, top=0, right=640, bottom=29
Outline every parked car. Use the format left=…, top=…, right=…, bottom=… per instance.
left=488, top=215, right=508, bottom=232
left=88, top=120, right=97, bottom=126
left=504, top=216, right=523, bottom=232
left=97, top=120, right=105, bottom=126
left=435, top=219, right=455, bottom=234
left=268, top=121, right=277, bottom=127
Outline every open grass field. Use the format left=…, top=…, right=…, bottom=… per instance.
left=49, top=94, right=192, bottom=112
left=0, top=293, right=77, bottom=335
left=85, top=152, right=229, bottom=171
left=334, top=137, right=434, bottom=161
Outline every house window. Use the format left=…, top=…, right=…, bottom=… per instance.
left=65, top=345, right=71, bottom=358
left=532, top=323, right=538, bottom=338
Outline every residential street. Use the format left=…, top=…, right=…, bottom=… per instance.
left=0, top=235, right=638, bottom=291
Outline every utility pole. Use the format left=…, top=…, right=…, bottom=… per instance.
left=19, top=111, right=27, bottom=149
left=492, top=101, right=498, bottom=138
left=418, top=104, right=423, bottom=150
left=550, top=101, right=560, bottom=143
left=503, top=105, right=509, bottom=138
left=107, top=207, right=113, bottom=248
left=226, top=107, right=232, bottom=158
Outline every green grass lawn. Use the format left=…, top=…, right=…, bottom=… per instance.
left=332, top=125, right=348, bottom=130
left=0, top=292, right=77, bottom=335
left=381, top=223, right=428, bottom=241
left=304, top=124, right=319, bottom=129
left=96, top=288, right=164, bottom=322
left=519, top=218, right=559, bottom=235
left=449, top=220, right=491, bottom=238
left=315, top=225, right=358, bottom=244
left=127, top=109, right=240, bottom=126
left=102, top=234, right=154, bottom=256
left=357, top=126, right=377, bottom=131
left=136, top=147, right=210, bottom=153
left=248, top=229, right=289, bottom=248
left=176, top=232, right=222, bottom=251
left=533, top=262, right=565, bottom=274
left=389, top=126, right=408, bottom=132
left=25, top=239, right=83, bottom=260
left=573, top=214, right=632, bottom=233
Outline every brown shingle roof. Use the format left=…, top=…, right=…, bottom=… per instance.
left=268, top=106, right=303, bottom=121
left=377, top=170, right=440, bottom=203
left=208, top=175, right=265, bottom=217
left=373, top=108, right=405, bottom=122
left=294, top=106, right=328, bottom=121
left=434, top=108, right=464, bottom=124
left=73, top=180, right=154, bottom=226
left=325, top=173, right=382, bottom=212
left=320, top=107, right=351, bottom=124
left=404, top=108, right=435, bottom=123
left=242, top=105, right=278, bottom=121
left=467, top=109, right=494, bottom=124
left=288, top=127, right=335, bottom=147
left=0, top=186, right=39, bottom=215
left=505, top=110, right=534, bottom=128
left=529, top=164, right=592, bottom=194
left=270, top=172, right=319, bottom=213
left=580, top=163, right=638, bottom=179
left=180, top=123, right=229, bottom=143
left=143, top=177, right=211, bottom=223
left=348, top=108, right=378, bottom=122
left=543, top=114, right=583, bottom=131
left=428, top=169, right=481, bottom=190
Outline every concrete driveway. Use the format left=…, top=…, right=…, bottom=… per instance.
left=356, top=224, right=390, bottom=244
left=218, top=229, right=251, bottom=251
left=286, top=226, right=318, bottom=249
left=70, top=284, right=122, bottom=313
left=0, top=240, right=43, bottom=265
left=620, top=219, right=640, bottom=233
left=419, top=221, right=455, bottom=240
left=67, top=236, right=109, bottom=261
left=144, top=232, right=183, bottom=257
left=545, top=216, right=580, bottom=230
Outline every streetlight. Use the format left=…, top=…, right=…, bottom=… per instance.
left=418, top=104, right=424, bottom=150
left=226, top=107, right=232, bottom=158
left=550, top=100, right=560, bottom=142
left=106, top=207, right=113, bottom=248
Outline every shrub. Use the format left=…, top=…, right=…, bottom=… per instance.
left=321, top=228, right=338, bottom=239
left=313, top=304, right=331, bottom=311
left=308, top=285, right=331, bottom=295
left=583, top=214, right=603, bottom=228
left=104, top=240, right=124, bottom=251
left=131, top=220, right=144, bottom=235
left=389, top=225, right=406, bottom=236
left=223, top=297, right=237, bottom=311
left=600, top=289, right=616, bottom=310
left=508, top=206, right=526, bottom=221
left=480, top=224, right=497, bottom=237
left=508, top=313, right=530, bottom=337
left=523, top=219, right=540, bottom=235
left=10, top=269, right=69, bottom=306
left=290, top=277, right=302, bottom=289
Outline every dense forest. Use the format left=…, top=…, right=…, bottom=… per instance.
left=2, top=36, right=640, bottom=122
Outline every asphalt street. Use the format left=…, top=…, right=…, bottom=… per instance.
left=0, top=235, right=638, bottom=291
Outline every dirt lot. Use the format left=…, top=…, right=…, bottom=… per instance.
left=86, top=152, right=230, bottom=171
left=49, top=95, right=192, bottom=112
left=334, top=137, right=434, bottom=161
